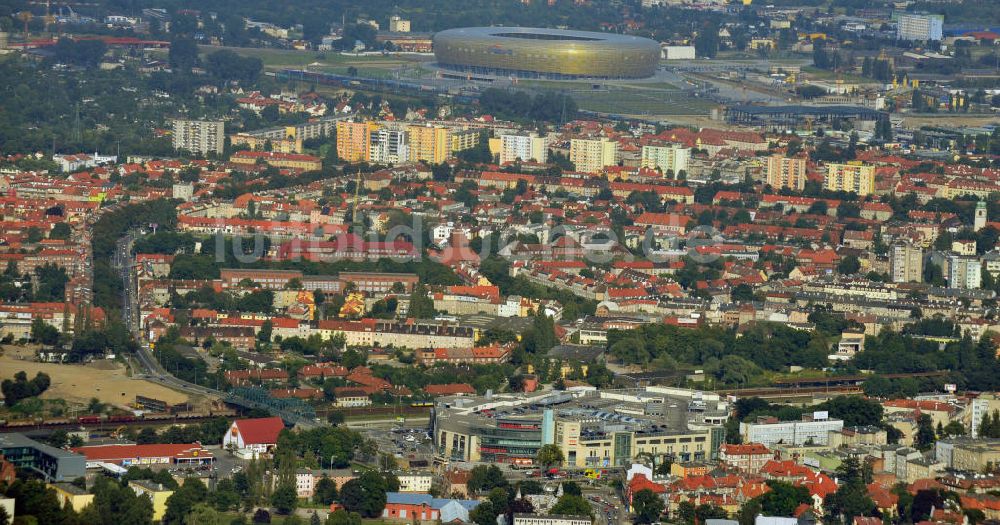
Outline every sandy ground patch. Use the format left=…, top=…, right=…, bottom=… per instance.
left=0, top=346, right=190, bottom=409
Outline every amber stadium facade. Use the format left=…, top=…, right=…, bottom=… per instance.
left=433, top=27, right=661, bottom=79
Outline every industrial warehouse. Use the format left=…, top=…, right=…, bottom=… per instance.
left=432, top=27, right=662, bottom=79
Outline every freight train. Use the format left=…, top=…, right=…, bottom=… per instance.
left=0, top=409, right=237, bottom=429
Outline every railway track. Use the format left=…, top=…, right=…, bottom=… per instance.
left=0, top=412, right=236, bottom=433
left=716, top=385, right=864, bottom=398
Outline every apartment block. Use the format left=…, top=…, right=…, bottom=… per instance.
left=824, top=162, right=876, bottom=195
left=765, top=155, right=807, bottom=190
left=406, top=124, right=452, bottom=164
left=500, top=134, right=548, bottom=165
left=370, top=128, right=410, bottom=165
left=570, top=138, right=618, bottom=174
left=640, top=143, right=690, bottom=176
left=948, top=255, right=982, bottom=289
left=172, top=119, right=225, bottom=156
left=897, top=14, right=943, bottom=42
left=336, top=121, right=379, bottom=162
left=890, top=244, right=923, bottom=283
left=450, top=128, right=480, bottom=155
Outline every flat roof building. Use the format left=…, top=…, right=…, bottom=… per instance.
left=740, top=414, right=844, bottom=447
left=71, top=443, right=214, bottom=466
left=433, top=387, right=727, bottom=468
left=0, top=433, right=85, bottom=482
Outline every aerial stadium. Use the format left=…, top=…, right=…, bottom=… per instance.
left=432, top=27, right=661, bottom=80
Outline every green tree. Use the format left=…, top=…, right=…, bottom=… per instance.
left=271, top=483, right=298, bottom=515
left=168, top=36, right=199, bottom=72
left=49, top=222, right=71, bottom=240
left=633, top=489, right=665, bottom=524
left=549, top=494, right=592, bottom=518
left=340, top=471, right=391, bottom=518
left=407, top=283, right=436, bottom=319
left=2, top=371, right=51, bottom=407
left=755, top=481, right=811, bottom=516
left=837, top=255, right=861, bottom=275
left=824, top=457, right=876, bottom=524
left=326, top=510, right=362, bottom=525
left=536, top=444, right=564, bottom=469
left=163, top=478, right=208, bottom=525
left=205, top=49, right=263, bottom=84
left=467, top=464, right=508, bottom=494
left=314, top=476, right=339, bottom=505
left=78, top=476, right=155, bottom=525
left=915, top=414, right=937, bottom=451
left=694, top=22, right=720, bottom=58
left=259, top=320, right=273, bottom=342
left=186, top=503, right=225, bottom=525
left=730, top=283, right=755, bottom=303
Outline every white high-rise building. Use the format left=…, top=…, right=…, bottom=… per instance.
left=172, top=119, right=225, bottom=156
left=897, top=14, right=943, bottom=42
left=369, top=128, right=409, bottom=165
left=499, top=134, right=548, bottom=165
left=947, top=255, right=982, bottom=289
left=640, top=143, right=690, bottom=176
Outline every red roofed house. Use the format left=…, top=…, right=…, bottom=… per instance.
left=424, top=383, right=476, bottom=396
left=634, top=212, right=690, bottom=235
left=719, top=443, right=773, bottom=473
left=222, top=417, right=285, bottom=457
left=625, top=473, right=666, bottom=511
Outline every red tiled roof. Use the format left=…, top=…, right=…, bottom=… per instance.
left=629, top=473, right=666, bottom=494
left=232, top=417, right=285, bottom=445
left=72, top=443, right=211, bottom=462
left=424, top=383, right=476, bottom=395
left=720, top=443, right=771, bottom=456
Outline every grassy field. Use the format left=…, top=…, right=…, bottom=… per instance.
left=197, top=45, right=421, bottom=72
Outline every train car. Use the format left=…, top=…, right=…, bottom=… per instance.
left=142, top=412, right=174, bottom=421
left=410, top=402, right=434, bottom=407
left=108, top=415, right=137, bottom=423
left=77, top=415, right=103, bottom=424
